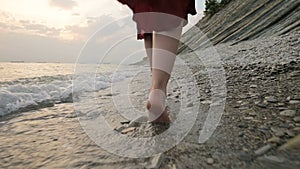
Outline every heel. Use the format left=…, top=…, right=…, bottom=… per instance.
left=147, top=89, right=166, bottom=122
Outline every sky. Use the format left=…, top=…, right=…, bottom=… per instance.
left=0, top=0, right=205, bottom=64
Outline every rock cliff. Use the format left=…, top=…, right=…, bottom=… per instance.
left=179, top=0, right=300, bottom=53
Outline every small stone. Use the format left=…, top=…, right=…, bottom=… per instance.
left=242, top=109, right=256, bottom=116
left=258, top=155, right=285, bottom=163
left=249, top=112, right=257, bottom=116
left=238, top=151, right=252, bottom=162
left=237, top=100, right=243, bottom=104
left=278, top=107, right=288, bottom=111
left=259, top=125, right=269, bottom=130
left=271, top=127, right=285, bottom=137
left=286, top=130, right=296, bottom=137
left=54, top=100, right=62, bottom=104
left=278, top=134, right=300, bottom=151
left=293, top=127, right=300, bottom=132
left=206, top=158, right=214, bottom=164
left=244, top=116, right=254, bottom=120
left=256, top=103, right=267, bottom=108
left=238, top=123, right=248, bottom=128
left=250, top=85, right=258, bottom=88
left=293, top=95, right=300, bottom=100
left=252, top=119, right=261, bottom=123
left=293, top=116, right=300, bottom=122
left=265, top=96, right=278, bottom=103
left=289, top=100, right=300, bottom=104
left=279, top=110, right=296, bottom=117
left=239, top=106, right=249, bottom=110
left=65, top=113, right=77, bottom=118
left=278, top=123, right=291, bottom=129
left=254, top=144, right=273, bottom=156
left=121, top=127, right=136, bottom=134
left=267, top=136, right=281, bottom=144
left=276, top=103, right=285, bottom=107
left=250, top=93, right=258, bottom=98
left=242, top=147, right=249, bottom=152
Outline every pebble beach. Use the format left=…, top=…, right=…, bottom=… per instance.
left=0, top=30, right=299, bottom=169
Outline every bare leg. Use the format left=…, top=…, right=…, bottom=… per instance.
left=144, top=33, right=153, bottom=72
left=146, top=27, right=183, bottom=122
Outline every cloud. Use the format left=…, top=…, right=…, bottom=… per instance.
left=0, top=11, right=143, bottom=64
left=0, top=31, right=82, bottom=63
left=22, top=21, right=61, bottom=36
left=0, top=10, right=61, bottom=37
left=63, top=15, right=122, bottom=41
left=49, top=0, right=78, bottom=10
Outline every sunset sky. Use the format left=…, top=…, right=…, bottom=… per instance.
left=0, top=0, right=204, bottom=64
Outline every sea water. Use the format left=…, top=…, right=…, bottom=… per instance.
left=0, top=62, right=138, bottom=116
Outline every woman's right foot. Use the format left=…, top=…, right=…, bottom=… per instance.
left=146, top=90, right=171, bottom=123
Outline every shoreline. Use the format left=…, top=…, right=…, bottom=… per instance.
left=1, top=32, right=299, bottom=168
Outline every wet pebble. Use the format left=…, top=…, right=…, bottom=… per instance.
left=254, top=144, right=273, bottom=156
left=293, top=127, right=300, bottom=132
left=276, top=103, right=285, bottom=107
left=206, top=158, right=214, bottom=165
left=256, top=103, right=267, bottom=108
left=244, top=116, right=254, bottom=120
left=65, top=113, right=77, bottom=118
left=238, top=123, right=248, bottom=128
left=280, top=110, right=296, bottom=117
left=238, top=132, right=245, bottom=137
left=250, top=84, right=258, bottom=88
left=289, top=100, right=300, bottom=104
left=293, top=116, right=300, bottom=122
left=286, top=130, right=296, bottom=137
left=238, top=151, right=252, bottom=162
left=259, top=125, right=269, bottom=130
left=242, top=109, right=256, bottom=116
left=266, top=96, right=278, bottom=103
left=271, top=127, right=285, bottom=137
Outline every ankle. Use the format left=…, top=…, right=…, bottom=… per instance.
left=150, top=87, right=166, bottom=96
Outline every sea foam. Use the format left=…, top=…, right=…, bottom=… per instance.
left=0, top=68, right=137, bottom=116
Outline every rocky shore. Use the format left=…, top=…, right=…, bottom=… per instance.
left=0, top=31, right=299, bottom=168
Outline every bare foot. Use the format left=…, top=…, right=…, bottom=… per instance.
left=146, top=100, right=171, bottom=123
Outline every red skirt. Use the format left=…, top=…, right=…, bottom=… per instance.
left=118, top=0, right=197, bottom=39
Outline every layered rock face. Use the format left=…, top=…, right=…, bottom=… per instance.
left=179, top=0, right=300, bottom=53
